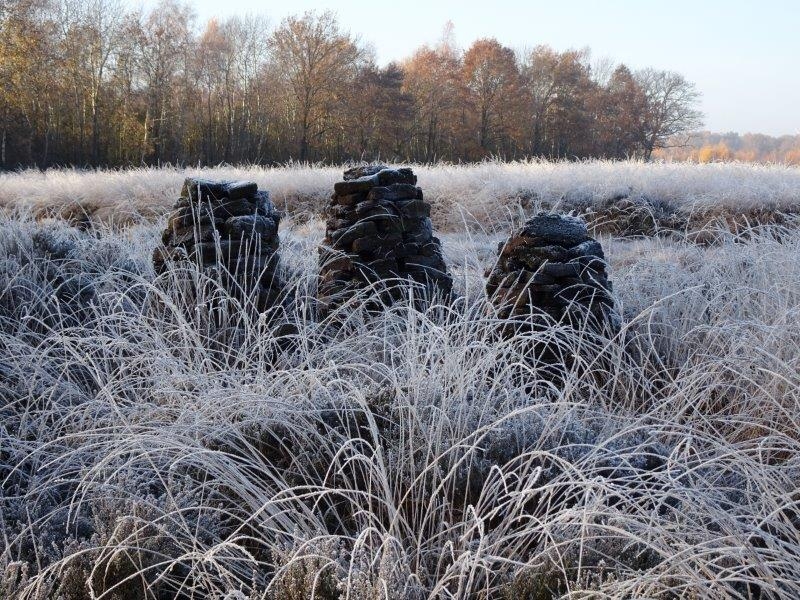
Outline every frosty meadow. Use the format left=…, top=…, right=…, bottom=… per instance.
left=1, top=160, right=800, bottom=598
left=4, top=0, right=800, bottom=595
left=2, top=160, right=800, bottom=233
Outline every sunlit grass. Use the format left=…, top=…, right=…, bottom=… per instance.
left=2, top=159, right=799, bottom=233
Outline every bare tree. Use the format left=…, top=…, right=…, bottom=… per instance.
left=71, top=0, right=126, bottom=164
left=520, top=46, right=594, bottom=157
left=270, top=11, right=362, bottom=162
left=136, top=0, right=194, bottom=163
left=635, top=68, right=703, bottom=160
left=229, top=14, right=270, bottom=161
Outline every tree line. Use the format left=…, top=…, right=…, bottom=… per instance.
left=1, top=0, right=704, bottom=169
left=655, top=132, right=800, bottom=164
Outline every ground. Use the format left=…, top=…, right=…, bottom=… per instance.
left=1, top=162, right=800, bottom=599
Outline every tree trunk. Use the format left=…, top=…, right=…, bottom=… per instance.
left=300, top=107, right=310, bottom=162
left=141, top=105, right=150, bottom=165
left=480, top=105, right=489, bottom=151
left=91, top=91, right=100, bottom=165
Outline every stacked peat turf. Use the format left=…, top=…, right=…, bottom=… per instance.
left=317, top=165, right=452, bottom=315
left=153, top=178, right=281, bottom=311
left=486, top=213, right=619, bottom=332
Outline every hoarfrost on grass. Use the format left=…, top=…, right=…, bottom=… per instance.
left=2, top=159, right=800, bottom=232
left=0, top=213, right=799, bottom=598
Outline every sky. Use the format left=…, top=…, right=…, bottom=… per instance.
left=138, top=0, right=800, bottom=136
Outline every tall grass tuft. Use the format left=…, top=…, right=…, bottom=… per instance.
left=1, top=214, right=799, bottom=598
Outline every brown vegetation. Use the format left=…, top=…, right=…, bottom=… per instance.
left=655, top=131, right=800, bottom=164
left=1, top=3, right=701, bottom=168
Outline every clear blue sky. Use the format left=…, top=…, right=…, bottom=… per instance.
left=139, top=0, right=800, bottom=136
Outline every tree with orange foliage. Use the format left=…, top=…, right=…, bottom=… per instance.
left=402, top=29, right=467, bottom=162
left=595, top=64, right=646, bottom=158
left=342, top=62, right=413, bottom=160
left=0, top=7, right=710, bottom=168
left=461, top=38, right=524, bottom=159
left=0, top=0, right=54, bottom=166
left=734, top=149, right=758, bottom=162
left=785, top=149, right=800, bottom=166
left=697, top=141, right=732, bottom=163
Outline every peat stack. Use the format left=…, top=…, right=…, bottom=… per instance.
left=317, top=165, right=452, bottom=315
left=153, top=178, right=282, bottom=311
left=486, top=213, right=618, bottom=332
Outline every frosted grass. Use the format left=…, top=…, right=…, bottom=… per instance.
left=0, top=216, right=799, bottom=598
left=2, top=159, right=800, bottom=232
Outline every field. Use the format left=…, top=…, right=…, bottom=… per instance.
left=1, top=161, right=800, bottom=599
left=3, top=160, right=800, bottom=234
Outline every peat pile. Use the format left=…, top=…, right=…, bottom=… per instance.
left=153, top=178, right=281, bottom=311
left=486, top=213, right=618, bottom=332
left=318, top=165, right=452, bottom=315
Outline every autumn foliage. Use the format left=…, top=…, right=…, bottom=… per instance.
left=655, top=132, right=800, bottom=164
left=1, top=2, right=704, bottom=168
